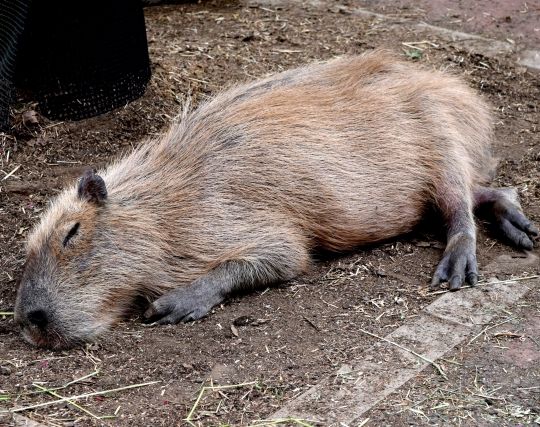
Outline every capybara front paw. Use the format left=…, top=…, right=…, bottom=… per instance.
left=431, top=233, right=478, bottom=291
left=493, top=200, right=539, bottom=250
left=144, top=284, right=223, bottom=325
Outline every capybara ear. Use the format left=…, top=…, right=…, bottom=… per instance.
left=77, top=170, right=107, bottom=204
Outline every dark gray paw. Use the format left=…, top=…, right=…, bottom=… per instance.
left=493, top=199, right=538, bottom=250
left=431, top=233, right=478, bottom=291
left=144, top=281, right=223, bottom=325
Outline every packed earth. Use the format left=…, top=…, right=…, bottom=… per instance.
left=1, top=1, right=539, bottom=425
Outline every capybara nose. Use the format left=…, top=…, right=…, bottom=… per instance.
left=27, top=309, right=49, bottom=329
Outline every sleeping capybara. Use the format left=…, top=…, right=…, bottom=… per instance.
left=15, top=51, right=538, bottom=349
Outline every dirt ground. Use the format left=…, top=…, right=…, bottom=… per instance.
left=353, top=0, right=540, bottom=50
left=363, top=285, right=540, bottom=426
left=1, top=0, right=539, bottom=426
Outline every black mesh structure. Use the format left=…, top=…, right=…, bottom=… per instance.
left=0, top=0, right=30, bottom=130
left=0, top=0, right=150, bottom=129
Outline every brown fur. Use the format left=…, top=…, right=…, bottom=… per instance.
left=15, top=51, right=500, bottom=348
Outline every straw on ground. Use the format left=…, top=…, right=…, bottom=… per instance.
left=358, top=328, right=448, bottom=380
left=185, top=381, right=258, bottom=426
left=1, top=381, right=160, bottom=414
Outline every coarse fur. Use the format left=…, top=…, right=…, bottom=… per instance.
left=15, top=51, right=537, bottom=349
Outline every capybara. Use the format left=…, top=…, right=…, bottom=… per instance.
left=15, top=51, right=538, bottom=349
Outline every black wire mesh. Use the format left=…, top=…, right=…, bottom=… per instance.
left=0, top=0, right=30, bottom=130
left=0, top=0, right=151, bottom=129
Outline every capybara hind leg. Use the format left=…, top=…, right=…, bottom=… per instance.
left=144, top=233, right=309, bottom=324
left=474, top=186, right=539, bottom=249
left=431, top=181, right=478, bottom=291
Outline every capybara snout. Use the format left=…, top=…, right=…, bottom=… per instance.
left=16, top=51, right=538, bottom=349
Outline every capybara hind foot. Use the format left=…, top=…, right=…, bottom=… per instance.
left=475, top=187, right=539, bottom=250
left=145, top=278, right=223, bottom=324
left=431, top=233, right=479, bottom=291
left=495, top=201, right=539, bottom=249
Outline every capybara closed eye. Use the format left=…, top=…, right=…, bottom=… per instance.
left=15, top=51, right=538, bottom=349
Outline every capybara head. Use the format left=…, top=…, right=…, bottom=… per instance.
left=14, top=170, right=130, bottom=349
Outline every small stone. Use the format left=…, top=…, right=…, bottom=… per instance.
left=22, top=110, right=39, bottom=127
left=0, top=366, right=12, bottom=375
left=375, top=269, right=387, bottom=277
left=337, top=364, right=353, bottom=375
left=233, top=315, right=254, bottom=327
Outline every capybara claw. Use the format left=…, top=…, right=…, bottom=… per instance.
left=432, top=233, right=478, bottom=291
left=465, top=272, right=478, bottom=286
left=449, top=275, right=463, bottom=291
left=144, top=282, right=223, bottom=325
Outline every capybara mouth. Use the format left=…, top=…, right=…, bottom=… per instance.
left=21, top=326, right=77, bottom=350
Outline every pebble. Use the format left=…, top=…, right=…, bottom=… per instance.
left=0, top=366, right=12, bottom=375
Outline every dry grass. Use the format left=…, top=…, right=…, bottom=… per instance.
left=1, top=378, right=160, bottom=421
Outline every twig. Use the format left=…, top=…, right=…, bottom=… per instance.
left=2, top=381, right=160, bottom=413
left=402, top=42, right=424, bottom=51
left=467, top=319, right=510, bottom=345
left=320, top=297, right=339, bottom=309
left=25, top=370, right=100, bottom=396
left=2, top=165, right=20, bottom=180
left=401, top=40, right=439, bottom=48
left=186, top=381, right=257, bottom=425
left=0, top=312, right=14, bottom=316
left=32, top=384, right=103, bottom=419
left=492, top=332, right=523, bottom=339
left=428, top=275, right=539, bottom=296
left=249, top=418, right=317, bottom=426
left=358, top=328, right=447, bottom=380
left=302, top=315, right=320, bottom=331
left=63, top=370, right=100, bottom=387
